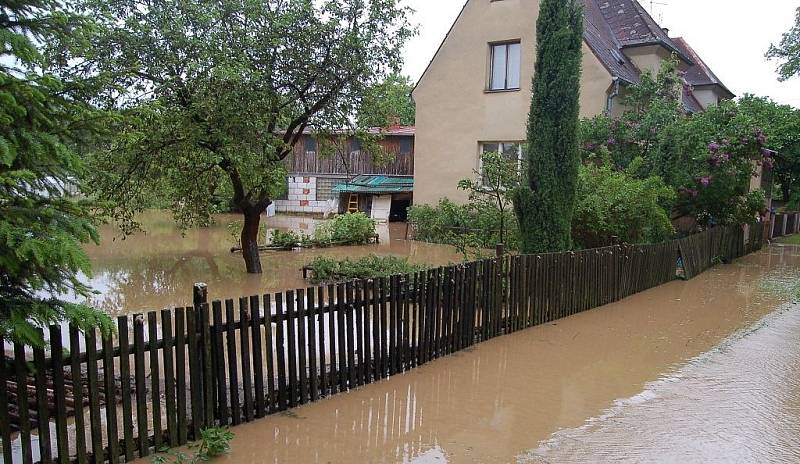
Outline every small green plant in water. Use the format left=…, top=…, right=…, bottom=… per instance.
left=306, top=255, right=425, bottom=284
left=152, top=427, right=234, bottom=463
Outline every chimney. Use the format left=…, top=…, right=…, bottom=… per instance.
left=662, top=27, right=670, bottom=36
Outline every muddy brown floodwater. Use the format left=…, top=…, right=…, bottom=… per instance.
left=196, top=243, right=800, bottom=464
left=83, top=210, right=464, bottom=315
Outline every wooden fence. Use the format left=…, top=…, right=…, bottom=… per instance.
left=0, top=223, right=779, bottom=463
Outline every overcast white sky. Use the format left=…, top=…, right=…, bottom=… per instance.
left=401, top=0, right=800, bottom=107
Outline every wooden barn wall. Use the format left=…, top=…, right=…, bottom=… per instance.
left=286, top=135, right=414, bottom=176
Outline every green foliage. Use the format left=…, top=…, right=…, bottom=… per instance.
left=457, top=151, right=521, bottom=251
left=257, top=213, right=377, bottom=250
left=153, top=427, right=234, bottom=464
left=53, top=0, right=415, bottom=273
left=408, top=199, right=517, bottom=259
left=0, top=0, right=113, bottom=345
left=357, top=73, right=416, bottom=128
left=269, top=230, right=303, bottom=249
left=581, top=59, right=770, bottom=230
left=314, top=212, right=377, bottom=245
left=767, top=7, right=800, bottom=81
left=736, top=95, right=800, bottom=202
left=573, top=160, right=675, bottom=248
left=306, top=255, right=423, bottom=284
left=514, top=0, right=584, bottom=253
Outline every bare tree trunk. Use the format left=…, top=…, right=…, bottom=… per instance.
left=241, top=208, right=263, bottom=274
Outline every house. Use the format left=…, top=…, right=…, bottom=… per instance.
left=412, top=0, right=736, bottom=205
left=272, top=125, right=414, bottom=222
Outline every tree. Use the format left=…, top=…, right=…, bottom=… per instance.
left=736, top=95, right=800, bottom=202
left=357, top=73, right=416, bottom=128
left=1, top=0, right=112, bottom=344
left=514, top=0, right=583, bottom=253
left=767, top=7, right=800, bottom=81
left=53, top=0, right=414, bottom=274
left=458, top=151, right=521, bottom=252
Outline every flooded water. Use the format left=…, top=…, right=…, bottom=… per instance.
left=204, top=244, right=800, bottom=464
left=83, top=211, right=464, bottom=315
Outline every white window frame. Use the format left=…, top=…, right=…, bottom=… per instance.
left=478, top=141, right=524, bottom=187
left=489, top=41, right=521, bottom=91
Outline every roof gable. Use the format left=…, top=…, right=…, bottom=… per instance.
left=671, top=37, right=735, bottom=98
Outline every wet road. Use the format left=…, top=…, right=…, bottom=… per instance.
left=83, top=211, right=464, bottom=315
left=207, top=244, right=800, bottom=463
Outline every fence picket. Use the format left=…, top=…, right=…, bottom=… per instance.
left=32, top=330, right=52, bottom=463
left=162, top=309, right=179, bottom=446
left=147, top=312, right=163, bottom=450
left=250, top=295, right=266, bottom=418
left=225, top=300, right=241, bottom=424
left=14, top=342, right=33, bottom=464
left=67, top=326, right=88, bottom=463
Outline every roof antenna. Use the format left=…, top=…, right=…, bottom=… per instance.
left=649, top=0, right=668, bottom=23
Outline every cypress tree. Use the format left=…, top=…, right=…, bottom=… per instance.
left=514, top=0, right=584, bottom=253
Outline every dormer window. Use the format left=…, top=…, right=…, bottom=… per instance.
left=489, top=41, right=521, bottom=91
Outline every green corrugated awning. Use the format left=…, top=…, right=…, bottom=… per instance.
left=332, top=175, right=413, bottom=194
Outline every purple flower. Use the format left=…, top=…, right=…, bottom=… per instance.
left=707, top=156, right=721, bottom=167
left=755, top=128, right=766, bottom=146
left=584, top=143, right=597, bottom=151
left=720, top=153, right=731, bottom=161
left=607, top=137, right=617, bottom=146
left=761, top=148, right=773, bottom=158
left=708, top=142, right=720, bottom=153
left=698, top=176, right=712, bottom=187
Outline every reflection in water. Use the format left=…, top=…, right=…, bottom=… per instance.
left=205, top=245, right=800, bottom=463
left=83, top=211, right=464, bottom=315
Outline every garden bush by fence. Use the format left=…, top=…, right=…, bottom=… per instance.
left=1, top=214, right=798, bottom=464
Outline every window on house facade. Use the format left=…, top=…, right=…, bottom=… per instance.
left=489, top=42, right=521, bottom=91
left=304, top=136, right=317, bottom=153
left=479, top=142, right=523, bottom=185
left=399, top=137, right=413, bottom=155
left=350, top=137, right=362, bottom=152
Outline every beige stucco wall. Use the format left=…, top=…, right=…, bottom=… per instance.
left=625, top=44, right=691, bottom=76
left=413, top=0, right=613, bottom=205
left=692, top=87, right=723, bottom=110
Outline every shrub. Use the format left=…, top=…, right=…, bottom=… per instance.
left=306, top=255, right=424, bottom=284
left=408, top=199, right=518, bottom=256
left=314, top=212, right=376, bottom=245
left=269, top=230, right=302, bottom=249
left=573, top=161, right=675, bottom=248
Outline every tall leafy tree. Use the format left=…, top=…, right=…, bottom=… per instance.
left=357, top=72, right=416, bottom=128
left=54, top=0, right=414, bottom=274
left=1, top=0, right=112, bottom=344
left=767, top=7, right=800, bottom=81
left=514, top=0, right=583, bottom=253
left=737, top=95, right=800, bottom=202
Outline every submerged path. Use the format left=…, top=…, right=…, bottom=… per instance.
left=212, top=244, right=800, bottom=463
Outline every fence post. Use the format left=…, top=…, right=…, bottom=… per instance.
left=193, top=283, right=214, bottom=429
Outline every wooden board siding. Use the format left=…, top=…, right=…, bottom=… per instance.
left=286, top=135, right=414, bottom=176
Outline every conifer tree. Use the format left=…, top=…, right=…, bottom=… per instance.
left=1, top=0, right=112, bottom=345
left=514, top=0, right=584, bottom=253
